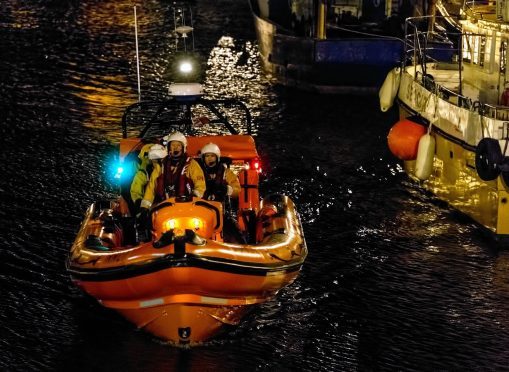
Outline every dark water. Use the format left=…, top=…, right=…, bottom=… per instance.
left=2, top=1, right=509, bottom=371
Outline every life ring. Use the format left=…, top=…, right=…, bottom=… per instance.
left=475, top=138, right=502, bottom=181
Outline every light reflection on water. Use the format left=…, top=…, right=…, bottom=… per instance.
left=2, top=0, right=509, bottom=370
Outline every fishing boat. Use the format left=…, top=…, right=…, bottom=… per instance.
left=380, top=1, right=509, bottom=241
left=66, top=4, right=307, bottom=346
left=248, top=0, right=406, bottom=94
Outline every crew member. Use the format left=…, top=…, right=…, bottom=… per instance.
left=130, top=144, right=167, bottom=214
left=140, top=131, right=205, bottom=211
left=198, top=142, right=240, bottom=201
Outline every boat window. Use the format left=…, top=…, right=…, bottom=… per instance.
left=472, top=35, right=480, bottom=64
left=462, top=33, right=474, bottom=63
left=501, top=40, right=507, bottom=75
left=479, top=35, right=486, bottom=68
left=462, top=33, right=486, bottom=67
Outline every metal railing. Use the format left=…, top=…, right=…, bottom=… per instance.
left=402, top=15, right=509, bottom=120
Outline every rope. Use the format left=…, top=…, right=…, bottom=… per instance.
left=421, top=80, right=439, bottom=134
left=327, top=24, right=405, bottom=43
left=429, top=83, right=439, bottom=134
left=479, top=105, right=490, bottom=139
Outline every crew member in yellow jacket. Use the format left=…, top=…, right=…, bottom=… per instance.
left=140, top=131, right=205, bottom=210
left=130, top=143, right=167, bottom=213
left=198, top=142, right=245, bottom=243
left=198, top=142, right=240, bottom=201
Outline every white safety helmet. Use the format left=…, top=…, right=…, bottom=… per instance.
left=163, top=131, right=187, bottom=152
left=138, top=143, right=153, bottom=161
left=148, top=144, right=168, bottom=160
left=200, top=142, right=221, bottom=160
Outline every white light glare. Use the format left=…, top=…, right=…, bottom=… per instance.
left=179, top=61, right=193, bottom=73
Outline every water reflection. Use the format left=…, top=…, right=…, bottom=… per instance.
left=1, top=7, right=40, bottom=29
left=3, top=0, right=509, bottom=369
left=59, top=6, right=273, bottom=142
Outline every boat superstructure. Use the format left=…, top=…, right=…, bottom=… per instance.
left=381, top=1, right=509, bottom=239
left=249, top=0, right=406, bottom=94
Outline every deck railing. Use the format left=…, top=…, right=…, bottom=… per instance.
left=403, top=15, right=509, bottom=121
left=475, top=101, right=509, bottom=120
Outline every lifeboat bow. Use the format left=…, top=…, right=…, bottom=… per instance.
left=67, top=193, right=306, bottom=345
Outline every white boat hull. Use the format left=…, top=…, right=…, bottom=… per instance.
left=396, top=66, right=509, bottom=236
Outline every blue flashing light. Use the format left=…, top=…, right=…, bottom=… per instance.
left=110, top=160, right=132, bottom=182
left=114, top=166, right=124, bottom=179
left=106, top=151, right=136, bottom=184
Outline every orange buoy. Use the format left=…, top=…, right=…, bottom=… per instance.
left=387, top=118, right=427, bottom=160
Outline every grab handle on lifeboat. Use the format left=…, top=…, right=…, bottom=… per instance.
left=150, top=201, right=174, bottom=215
left=194, top=201, right=221, bottom=230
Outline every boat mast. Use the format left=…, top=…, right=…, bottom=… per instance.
left=458, top=32, right=463, bottom=97
left=427, top=0, right=437, bottom=33
left=134, top=6, right=142, bottom=102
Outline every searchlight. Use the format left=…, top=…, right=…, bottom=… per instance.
left=179, top=61, right=193, bottom=74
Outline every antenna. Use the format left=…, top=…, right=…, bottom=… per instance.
left=134, top=6, right=141, bottom=102
left=189, top=7, right=195, bottom=52
left=173, top=4, right=195, bottom=53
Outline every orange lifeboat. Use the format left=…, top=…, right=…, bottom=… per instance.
left=67, top=92, right=307, bottom=346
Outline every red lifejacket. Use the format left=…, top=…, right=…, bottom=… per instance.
left=200, top=161, right=227, bottom=201
left=155, top=156, right=193, bottom=202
